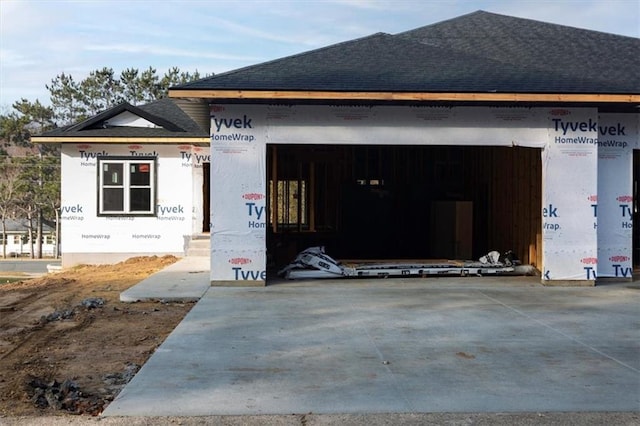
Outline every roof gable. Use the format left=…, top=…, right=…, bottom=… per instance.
left=68, top=102, right=184, bottom=132
left=100, top=110, right=160, bottom=128
left=37, top=98, right=209, bottom=140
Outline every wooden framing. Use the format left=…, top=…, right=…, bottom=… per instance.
left=31, top=136, right=210, bottom=144
left=170, top=90, right=640, bottom=103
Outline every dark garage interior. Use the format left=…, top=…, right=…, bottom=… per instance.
left=267, top=144, right=542, bottom=272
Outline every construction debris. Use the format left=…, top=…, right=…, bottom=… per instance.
left=278, top=247, right=526, bottom=280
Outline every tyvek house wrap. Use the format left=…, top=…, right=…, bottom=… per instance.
left=60, top=144, right=193, bottom=255
left=542, top=109, right=599, bottom=281
left=208, top=104, right=637, bottom=283
left=597, top=113, right=637, bottom=279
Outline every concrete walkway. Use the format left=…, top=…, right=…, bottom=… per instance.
left=104, top=271, right=640, bottom=417
left=119, top=256, right=210, bottom=302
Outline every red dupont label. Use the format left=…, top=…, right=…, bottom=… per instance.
left=242, top=193, right=265, bottom=200
left=194, top=146, right=204, bottom=152
left=211, top=105, right=225, bottom=112
left=550, top=109, right=570, bottom=116
left=128, top=145, right=142, bottom=150
left=178, top=145, right=191, bottom=150
left=587, top=195, right=598, bottom=202
left=229, top=258, right=251, bottom=265
left=77, top=144, right=91, bottom=149
left=609, top=255, right=630, bottom=262
left=617, top=195, right=633, bottom=202
left=580, top=257, right=598, bottom=265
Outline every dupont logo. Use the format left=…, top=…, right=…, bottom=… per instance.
left=178, top=145, right=191, bottom=150
left=194, top=146, right=204, bottom=152
left=587, top=195, right=598, bottom=202
left=609, top=255, right=630, bottom=262
left=229, top=258, right=252, bottom=265
left=211, top=105, right=225, bottom=113
left=580, top=257, right=598, bottom=265
left=128, top=145, right=142, bottom=150
left=617, top=195, right=633, bottom=202
left=550, top=109, right=570, bottom=116
left=243, top=193, right=265, bottom=201
left=76, top=144, right=91, bottom=149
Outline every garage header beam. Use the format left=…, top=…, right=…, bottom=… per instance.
left=169, top=90, right=640, bottom=104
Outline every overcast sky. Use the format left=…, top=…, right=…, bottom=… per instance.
left=1, top=0, right=638, bottom=111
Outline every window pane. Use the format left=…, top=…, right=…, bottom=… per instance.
left=130, top=188, right=151, bottom=211
left=130, top=163, right=151, bottom=186
left=103, top=188, right=124, bottom=211
left=103, top=163, right=123, bottom=186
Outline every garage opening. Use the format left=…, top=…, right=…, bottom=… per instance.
left=266, top=144, right=541, bottom=273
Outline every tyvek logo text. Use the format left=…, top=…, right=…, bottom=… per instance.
left=60, top=204, right=84, bottom=221
left=157, top=204, right=186, bottom=221
left=211, top=114, right=256, bottom=142
left=244, top=193, right=266, bottom=229
left=228, top=257, right=266, bottom=280
left=581, top=257, right=598, bottom=280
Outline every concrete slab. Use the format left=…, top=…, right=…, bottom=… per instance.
left=119, top=256, right=210, bottom=302
left=104, top=277, right=640, bottom=417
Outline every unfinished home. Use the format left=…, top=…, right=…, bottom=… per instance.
left=171, top=11, right=639, bottom=286
left=33, top=98, right=211, bottom=267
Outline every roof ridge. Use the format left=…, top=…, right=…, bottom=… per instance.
left=398, top=9, right=639, bottom=40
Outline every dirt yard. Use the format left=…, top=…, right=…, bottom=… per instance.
left=0, top=256, right=194, bottom=418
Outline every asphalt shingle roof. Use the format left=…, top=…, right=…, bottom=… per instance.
left=176, top=11, right=639, bottom=95
left=40, top=98, right=208, bottom=138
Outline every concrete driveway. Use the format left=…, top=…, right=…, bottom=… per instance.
left=103, top=276, right=640, bottom=417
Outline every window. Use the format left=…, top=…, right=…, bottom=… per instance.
left=98, top=156, right=156, bottom=215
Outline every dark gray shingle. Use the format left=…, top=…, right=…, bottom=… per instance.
left=176, top=11, right=639, bottom=95
left=41, top=98, right=208, bottom=138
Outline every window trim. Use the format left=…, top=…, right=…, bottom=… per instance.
left=97, top=156, right=157, bottom=216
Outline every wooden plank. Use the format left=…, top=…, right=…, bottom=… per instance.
left=170, top=90, right=640, bottom=103
left=31, top=136, right=210, bottom=144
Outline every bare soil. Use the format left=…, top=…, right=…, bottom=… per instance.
left=0, top=256, right=194, bottom=418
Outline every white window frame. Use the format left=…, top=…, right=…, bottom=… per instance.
left=97, top=156, right=156, bottom=216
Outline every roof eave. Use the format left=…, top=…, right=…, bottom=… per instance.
left=31, top=136, right=211, bottom=144
left=169, top=89, right=640, bottom=103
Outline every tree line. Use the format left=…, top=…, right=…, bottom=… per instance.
left=0, top=66, right=206, bottom=258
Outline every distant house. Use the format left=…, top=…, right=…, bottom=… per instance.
left=33, top=98, right=210, bottom=267
left=35, top=11, right=639, bottom=285
left=0, top=219, right=55, bottom=257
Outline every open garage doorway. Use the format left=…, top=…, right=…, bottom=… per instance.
left=266, top=144, right=542, bottom=273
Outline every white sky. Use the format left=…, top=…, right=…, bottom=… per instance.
left=1, top=0, right=638, bottom=111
